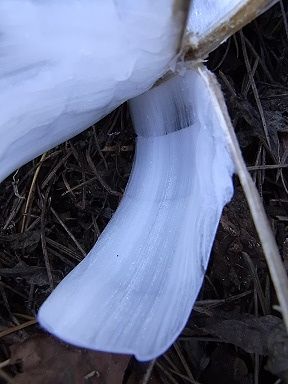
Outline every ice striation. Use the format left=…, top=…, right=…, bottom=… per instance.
left=38, top=68, right=234, bottom=360
left=0, top=0, right=185, bottom=182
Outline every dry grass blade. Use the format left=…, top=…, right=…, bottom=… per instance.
left=50, top=206, right=86, bottom=257
left=21, top=152, right=47, bottom=233
left=0, top=319, right=37, bottom=339
left=3, top=196, right=25, bottom=231
left=0, top=282, right=27, bottom=300
left=243, top=34, right=274, bottom=82
left=200, top=65, right=288, bottom=333
left=40, top=189, right=54, bottom=290
left=240, top=31, right=271, bottom=148
left=0, top=359, right=10, bottom=370
left=280, top=0, right=288, bottom=39
left=41, top=151, right=72, bottom=189
left=61, top=175, right=98, bottom=196
left=243, top=252, right=270, bottom=315
left=156, top=361, right=184, bottom=384
left=141, top=359, right=156, bottom=384
left=86, top=149, right=122, bottom=197
left=157, top=361, right=200, bottom=384
left=174, top=343, right=197, bottom=383
left=248, top=164, right=288, bottom=170
left=238, top=170, right=288, bottom=330
left=0, top=368, right=13, bottom=384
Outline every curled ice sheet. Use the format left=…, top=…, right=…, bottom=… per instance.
left=0, top=0, right=186, bottom=183
left=187, top=0, right=279, bottom=57
left=38, top=68, right=234, bottom=361
left=188, top=0, right=245, bottom=37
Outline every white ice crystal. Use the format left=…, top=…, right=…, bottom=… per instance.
left=38, top=68, right=234, bottom=360
left=0, top=0, right=183, bottom=182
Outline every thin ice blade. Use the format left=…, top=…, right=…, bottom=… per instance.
left=38, top=67, right=234, bottom=360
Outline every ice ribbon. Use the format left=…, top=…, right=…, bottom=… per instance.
left=38, top=68, right=234, bottom=360
left=0, top=0, right=185, bottom=183
left=187, top=0, right=279, bottom=58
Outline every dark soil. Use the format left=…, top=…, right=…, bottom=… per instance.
left=0, top=3, right=288, bottom=383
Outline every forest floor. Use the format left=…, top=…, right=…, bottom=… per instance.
left=0, top=3, right=288, bottom=384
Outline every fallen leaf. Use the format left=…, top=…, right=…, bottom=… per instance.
left=10, top=334, right=130, bottom=384
left=191, top=313, right=288, bottom=379
left=0, top=261, right=43, bottom=278
left=266, top=322, right=288, bottom=381
left=200, top=314, right=281, bottom=355
left=200, top=345, right=250, bottom=384
left=0, top=231, right=40, bottom=251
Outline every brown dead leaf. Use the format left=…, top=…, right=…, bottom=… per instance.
left=192, top=313, right=288, bottom=380
left=9, top=334, right=130, bottom=384
left=125, top=360, right=162, bottom=384
left=0, top=261, right=43, bottom=278
left=199, top=314, right=281, bottom=355
left=266, top=323, right=288, bottom=381
left=0, top=231, right=40, bottom=251
left=200, top=345, right=250, bottom=384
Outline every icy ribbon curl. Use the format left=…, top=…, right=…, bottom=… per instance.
left=38, top=68, right=234, bottom=360
left=187, top=0, right=279, bottom=58
left=0, top=0, right=184, bottom=182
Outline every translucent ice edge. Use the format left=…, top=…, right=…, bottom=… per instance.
left=38, top=68, right=234, bottom=361
left=187, top=0, right=279, bottom=38
left=0, top=0, right=182, bottom=183
left=188, top=0, right=245, bottom=36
